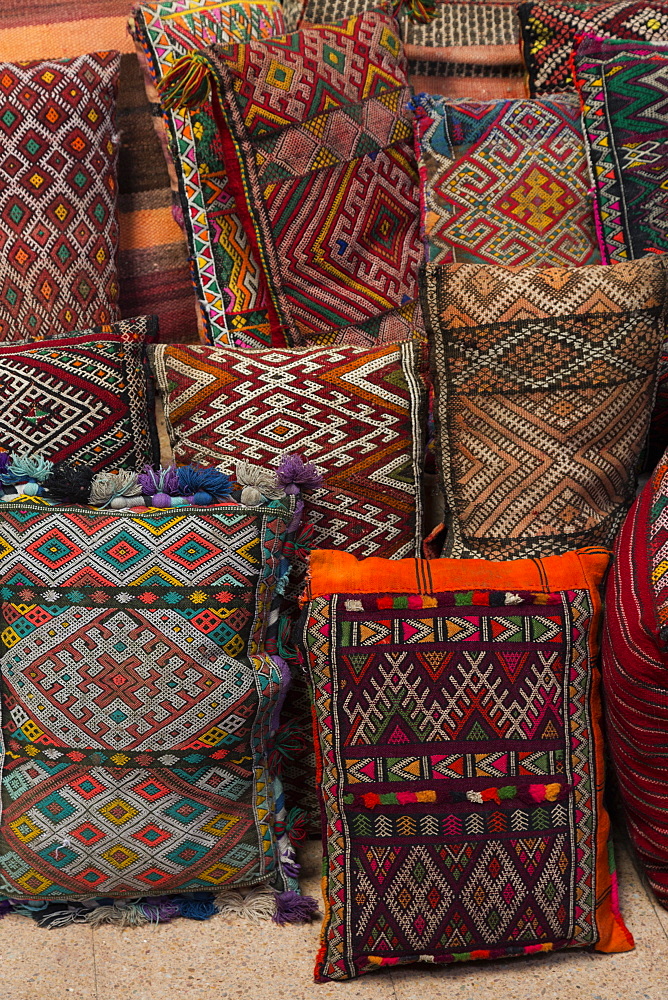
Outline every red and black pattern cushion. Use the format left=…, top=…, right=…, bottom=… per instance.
left=602, top=447, right=668, bottom=908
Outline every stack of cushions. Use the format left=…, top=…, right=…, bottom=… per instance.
left=130, top=0, right=287, bottom=348
left=422, top=257, right=668, bottom=559
left=164, top=10, right=426, bottom=347
left=602, top=446, right=668, bottom=909
left=0, top=52, right=121, bottom=342
left=302, top=546, right=633, bottom=980
left=411, top=93, right=599, bottom=266
left=0, top=480, right=309, bottom=919
left=153, top=339, right=430, bottom=826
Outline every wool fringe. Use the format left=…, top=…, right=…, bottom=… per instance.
left=214, top=885, right=277, bottom=923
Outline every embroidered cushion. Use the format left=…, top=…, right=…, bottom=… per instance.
left=153, top=341, right=429, bottom=562
left=412, top=93, right=599, bottom=267
left=130, top=0, right=286, bottom=349
left=422, top=257, right=667, bottom=560
left=0, top=319, right=158, bottom=471
left=602, top=448, right=668, bottom=908
left=0, top=52, right=121, bottom=342
left=0, top=495, right=296, bottom=900
left=573, top=37, right=668, bottom=466
left=519, top=0, right=668, bottom=97
left=302, top=547, right=633, bottom=981
left=199, top=10, right=425, bottom=347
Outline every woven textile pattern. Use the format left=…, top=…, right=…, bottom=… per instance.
left=423, top=257, right=667, bottom=560
left=0, top=327, right=157, bottom=471
left=153, top=342, right=428, bottom=561
left=304, top=549, right=630, bottom=981
left=412, top=94, right=598, bottom=267
left=131, top=0, right=285, bottom=348
left=206, top=11, right=425, bottom=347
left=0, top=53, right=121, bottom=342
left=602, top=449, right=668, bottom=906
left=519, top=0, right=668, bottom=96
left=0, top=498, right=293, bottom=899
left=574, top=38, right=668, bottom=264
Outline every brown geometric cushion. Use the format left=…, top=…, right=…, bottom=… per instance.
left=422, top=257, right=667, bottom=559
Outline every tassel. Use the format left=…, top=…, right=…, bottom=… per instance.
left=137, top=464, right=179, bottom=497
left=236, top=461, right=284, bottom=506
left=403, top=0, right=437, bottom=22
left=43, top=462, right=94, bottom=504
left=175, top=894, right=217, bottom=921
left=84, top=903, right=151, bottom=928
left=276, top=454, right=323, bottom=495
left=214, top=886, right=277, bottom=923
left=1, top=452, right=53, bottom=485
left=177, top=465, right=233, bottom=505
left=272, top=891, right=320, bottom=925
left=89, top=470, right=140, bottom=506
left=284, top=807, right=309, bottom=845
left=268, top=719, right=307, bottom=775
left=159, top=52, right=214, bottom=111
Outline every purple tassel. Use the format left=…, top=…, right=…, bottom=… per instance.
left=0, top=899, right=13, bottom=917
left=137, top=464, right=179, bottom=496
left=276, top=455, right=323, bottom=495
left=141, top=898, right=181, bottom=923
left=287, top=499, right=304, bottom=533
left=272, top=891, right=320, bottom=925
left=0, top=452, right=10, bottom=473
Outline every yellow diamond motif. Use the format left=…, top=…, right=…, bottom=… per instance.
left=17, top=869, right=53, bottom=893
left=98, top=798, right=138, bottom=826
left=101, top=844, right=139, bottom=869
left=266, top=59, right=294, bottom=92
left=201, top=813, right=238, bottom=839
left=10, top=815, right=42, bottom=843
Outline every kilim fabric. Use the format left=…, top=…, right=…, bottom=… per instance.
left=303, top=548, right=633, bottom=981
left=153, top=342, right=428, bottom=561
left=408, top=59, right=527, bottom=100
left=412, top=94, right=599, bottom=267
left=130, top=0, right=286, bottom=348
left=0, top=2, right=200, bottom=345
left=0, top=53, right=121, bottom=342
left=519, top=0, right=668, bottom=97
left=573, top=37, right=668, bottom=263
left=203, top=11, right=426, bottom=347
left=0, top=497, right=296, bottom=899
left=572, top=37, right=668, bottom=466
left=0, top=325, right=158, bottom=471
left=422, top=257, right=667, bottom=560
left=12, top=315, right=159, bottom=347
left=602, top=449, right=668, bottom=908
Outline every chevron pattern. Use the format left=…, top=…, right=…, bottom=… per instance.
left=519, top=0, right=668, bottom=96
left=0, top=498, right=294, bottom=899
left=206, top=11, right=426, bottom=346
left=131, top=0, right=285, bottom=347
left=0, top=325, right=156, bottom=471
left=303, top=552, right=624, bottom=981
left=423, top=257, right=668, bottom=559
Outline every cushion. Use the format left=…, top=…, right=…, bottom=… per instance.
left=153, top=341, right=429, bottom=562
left=0, top=52, right=121, bottom=342
left=519, top=0, right=668, bottom=96
left=130, top=0, right=286, bottom=348
left=602, top=448, right=668, bottom=907
left=302, top=547, right=633, bottom=981
left=422, top=257, right=667, bottom=560
left=0, top=318, right=158, bottom=471
left=573, top=36, right=668, bottom=467
left=0, top=494, right=297, bottom=900
left=199, top=10, right=425, bottom=347
left=411, top=93, right=599, bottom=267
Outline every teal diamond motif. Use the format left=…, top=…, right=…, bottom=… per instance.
left=164, top=798, right=207, bottom=825
left=34, top=536, right=77, bottom=564
left=1, top=109, right=17, bottom=127
left=165, top=840, right=209, bottom=867
left=97, top=531, right=150, bottom=570
left=109, top=709, right=128, bottom=723
left=36, top=791, right=77, bottom=825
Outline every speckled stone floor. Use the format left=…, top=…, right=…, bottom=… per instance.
left=0, top=834, right=666, bottom=1000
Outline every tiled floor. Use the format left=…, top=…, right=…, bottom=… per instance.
left=0, top=835, right=667, bottom=1000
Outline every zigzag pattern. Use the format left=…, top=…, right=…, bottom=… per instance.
left=0, top=499, right=294, bottom=899
left=131, top=0, right=285, bottom=346
left=425, top=257, right=667, bottom=559
left=206, top=11, right=426, bottom=346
